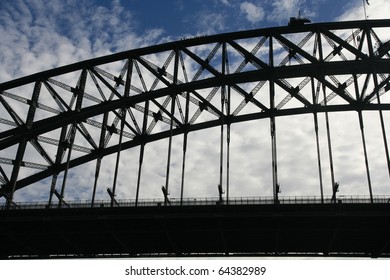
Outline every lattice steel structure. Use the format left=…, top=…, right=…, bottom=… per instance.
left=1, top=19, right=390, bottom=209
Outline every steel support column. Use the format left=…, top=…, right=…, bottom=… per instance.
left=180, top=132, right=187, bottom=206
left=317, top=33, right=336, bottom=202
left=358, top=110, right=373, bottom=202
left=111, top=59, right=133, bottom=207
left=91, top=157, right=101, bottom=207
left=111, top=108, right=125, bottom=207
left=354, top=73, right=373, bottom=202
left=366, top=26, right=390, bottom=182
left=226, top=100, right=231, bottom=204
left=225, top=43, right=231, bottom=204
left=180, top=51, right=190, bottom=206
left=219, top=43, right=227, bottom=202
left=269, top=37, right=279, bottom=204
left=164, top=50, right=179, bottom=205
left=311, top=78, right=324, bottom=203
left=135, top=100, right=149, bottom=207
left=48, top=125, right=67, bottom=207
left=59, top=70, right=87, bottom=208
left=91, top=111, right=108, bottom=206
left=323, top=83, right=337, bottom=203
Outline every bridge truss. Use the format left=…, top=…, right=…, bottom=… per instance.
left=1, top=19, right=390, bottom=209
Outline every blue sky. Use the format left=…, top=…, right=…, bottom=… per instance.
left=0, top=0, right=390, bottom=203
left=125, top=0, right=338, bottom=33
left=0, top=0, right=385, bottom=82
left=101, top=0, right=368, bottom=36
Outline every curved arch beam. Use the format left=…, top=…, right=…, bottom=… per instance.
left=7, top=102, right=390, bottom=193
left=0, top=19, right=390, bottom=199
left=1, top=60, right=389, bottom=150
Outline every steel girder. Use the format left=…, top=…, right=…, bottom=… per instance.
left=1, top=19, right=390, bottom=205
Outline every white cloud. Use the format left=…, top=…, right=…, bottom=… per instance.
left=0, top=0, right=164, bottom=83
left=187, top=11, right=226, bottom=34
left=336, top=0, right=390, bottom=22
left=267, top=0, right=304, bottom=23
left=240, top=2, right=265, bottom=24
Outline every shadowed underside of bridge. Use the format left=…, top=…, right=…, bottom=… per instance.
left=1, top=203, right=390, bottom=259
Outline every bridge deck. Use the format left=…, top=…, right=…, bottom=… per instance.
left=1, top=203, right=390, bottom=258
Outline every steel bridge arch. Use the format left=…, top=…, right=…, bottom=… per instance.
left=1, top=19, right=390, bottom=207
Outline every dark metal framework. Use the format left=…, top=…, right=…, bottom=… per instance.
left=1, top=20, right=390, bottom=208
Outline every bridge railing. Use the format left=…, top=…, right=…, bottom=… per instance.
left=1, top=195, right=390, bottom=210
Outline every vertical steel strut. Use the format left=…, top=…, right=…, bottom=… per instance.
left=270, top=109, right=278, bottom=204
left=91, top=111, right=108, bottom=207
left=226, top=120, right=230, bottom=204
left=311, top=78, right=324, bottom=203
left=59, top=70, right=87, bottom=208
left=317, top=33, right=337, bottom=202
left=91, top=157, right=101, bottom=207
left=111, top=107, right=125, bottom=207
left=135, top=143, right=145, bottom=207
left=312, top=34, right=324, bottom=203
left=164, top=50, right=179, bottom=205
left=180, top=51, right=189, bottom=206
left=219, top=43, right=226, bottom=202
left=110, top=59, right=132, bottom=207
left=269, top=37, right=279, bottom=204
left=359, top=110, right=373, bottom=201
left=219, top=91, right=224, bottom=201
left=164, top=100, right=175, bottom=205
left=180, top=131, right=188, bottom=206
left=322, top=83, right=337, bottom=202
left=226, top=69, right=231, bottom=204
left=59, top=124, right=76, bottom=208
left=353, top=73, right=373, bottom=202
left=111, top=60, right=133, bottom=207
left=366, top=26, right=390, bottom=183
left=135, top=58, right=149, bottom=207
left=48, top=125, right=67, bottom=207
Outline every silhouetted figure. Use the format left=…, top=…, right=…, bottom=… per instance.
left=288, top=11, right=311, bottom=26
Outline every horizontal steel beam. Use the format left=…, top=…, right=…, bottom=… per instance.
left=1, top=203, right=390, bottom=258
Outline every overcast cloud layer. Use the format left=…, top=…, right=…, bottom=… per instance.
left=0, top=0, right=390, bottom=203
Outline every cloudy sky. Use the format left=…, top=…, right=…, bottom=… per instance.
left=0, top=0, right=390, bottom=204
left=1, top=0, right=387, bottom=82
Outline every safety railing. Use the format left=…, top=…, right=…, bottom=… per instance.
left=1, top=195, right=390, bottom=210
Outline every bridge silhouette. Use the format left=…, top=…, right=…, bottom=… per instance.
left=1, top=19, right=390, bottom=258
